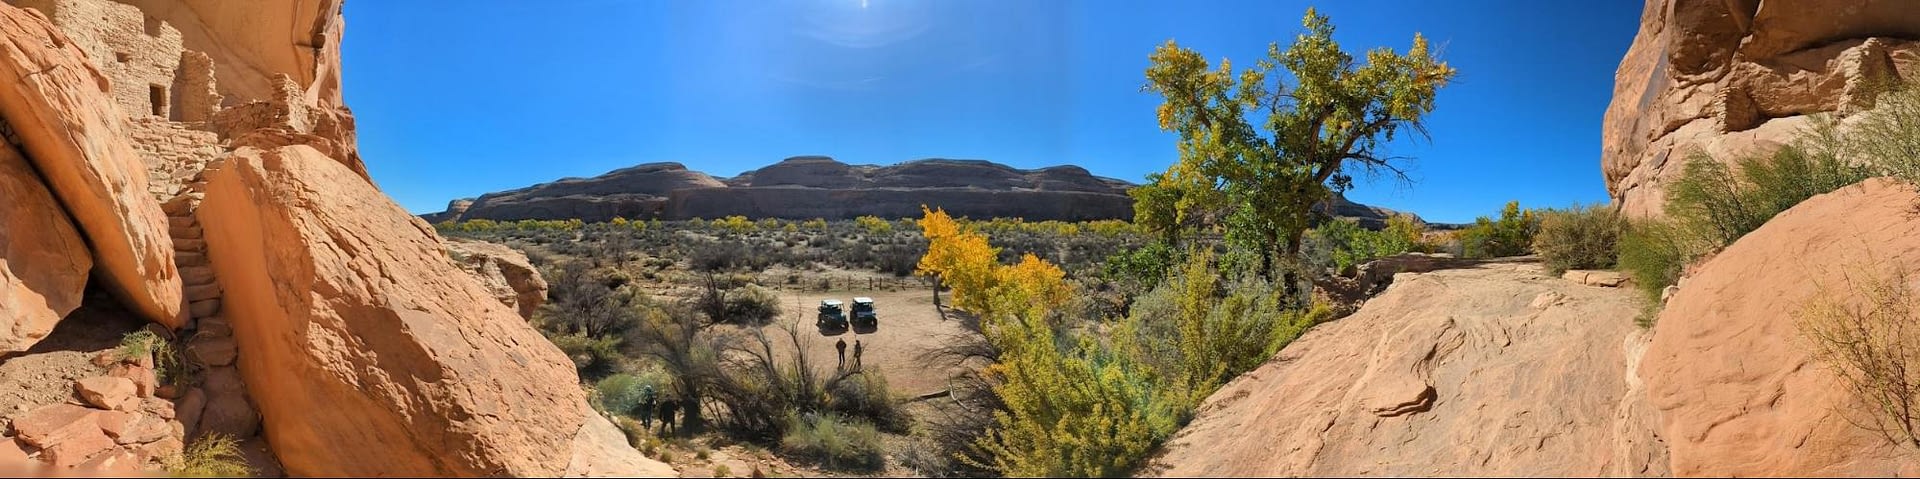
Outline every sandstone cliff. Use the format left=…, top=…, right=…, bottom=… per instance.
left=437, top=156, right=1140, bottom=223
left=0, top=0, right=670, bottom=475
left=433, top=155, right=1421, bottom=227
left=0, top=3, right=182, bottom=327
left=1602, top=0, right=1920, bottom=217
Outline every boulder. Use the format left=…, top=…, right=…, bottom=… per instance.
left=11, top=404, right=102, bottom=449
left=10, top=403, right=116, bottom=467
left=185, top=336, right=236, bottom=367
left=197, top=145, right=669, bottom=476
left=0, top=4, right=183, bottom=326
left=1601, top=0, right=1920, bottom=218
left=36, top=428, right=112, bottom=469
left=194, top=367, right=256, bottom=439
left=1644, top=178, right=1920, bottom=475
left=1562, top=269, right=1630, bottom=287
left=92, top=410, right=135, bottom=443
left=105, top=363, right=156, bottom=398
left=1148, top=261, right=1664, bottom=476
left=445, top=238, right=548, bottom=320
left=74, top=377, right=135, bottom=411
left=172, top=387, right=205, bottom=440
left=564, top=405, right=679, bottom=477
left=0, top=138, right=90, bottom=353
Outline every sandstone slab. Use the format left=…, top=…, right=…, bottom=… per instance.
left=0, top=136, right=89, bottom=353
left=1645, top=178, right=1920, bottom=475
left=0, top=4, right=183, bottom=326
left=1563, top=269, right=1630, bottom=287
left=198, top=145, right=670, bottom=476
left=445, top=238, right=548, bottom=320
left=11, top=404, right=101, bottom=449
left=1148, top=261, right=1664, bottom=476
left=74, top=377, right=134, bottom=411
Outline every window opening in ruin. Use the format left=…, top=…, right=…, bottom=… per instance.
left=150, top=85, right=167, bottom=117
left=114, top=52, right=130, bottom=63
left=144, top=16, right=163, bottom=37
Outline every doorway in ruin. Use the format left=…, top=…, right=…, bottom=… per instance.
left=149, top=84, right=168, bottom=118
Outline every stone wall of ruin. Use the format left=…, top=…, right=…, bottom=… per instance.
left=210, top=73, right=310, bottom=139
left=12, top=0, right=182, bottom=119
left=128, top=116, right=216, bottom=199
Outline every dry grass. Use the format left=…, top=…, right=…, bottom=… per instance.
left=163, top=433, right=253, bottom=477
left=1797, top=266, right=1920, bottom=448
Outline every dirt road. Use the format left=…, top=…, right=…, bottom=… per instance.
left=752, top=287, right=973, bottom=397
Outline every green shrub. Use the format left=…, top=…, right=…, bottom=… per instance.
left=725, top=284, right=782, bottom=324
left=1667, top=140, right=1869, bottom=248
left=1616, top=220, right=1698, bottom=326
left=595, top=373, right=653, bottom=418
left=779, top=412, right=883, bottom=470
left=1301, top=215, right=1424, bottom=274
left=1532, top=203, right=1626, bottom=275
left=548, top=333, right=623, bottom=379
left=1616, top=220, right=1690, bottom=298
left=854, top=215, right=894, bottom=236
left=117, top=330, right=184, bottom=385
left=826, top=372, right=905, bottom=432
left=164, top=433, right=252, bottom=477
left=115, top=329, right=164, bottom=361
left=1851, top=81, right=1920, bottom=184
left=1383, top=214, right=1427, bottom=253
left=1460, top=201, right=1537, bottom=259
left=1101, top=240, right=1177, bottom=296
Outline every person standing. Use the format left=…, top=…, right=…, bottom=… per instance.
left=658, top=397, right=679, bottom=437
left=638, top=385, right=657, bottom=431
left=852, top=339, right=864, bottom=370
left=836, top=337, right=848, bottom=370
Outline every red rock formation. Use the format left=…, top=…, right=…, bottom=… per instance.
left=1146, top=259, right=1664, bottom=476
left=0, top=140, right=90, bottom=353
left=197, top=145, right=662, bottom=476
left=0, top=4, right=183, bottom=326
left=446, top=237, right=549, bottom=320
left=1644, top=178, right=1920, bottom=476
left=1601, top=0, right=1920, bottom=218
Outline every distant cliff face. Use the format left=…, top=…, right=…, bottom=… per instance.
left=430, top=156, right=1425, bottom=226
left=1601, top=0, right=1920, bottom=217
left=431, top=156, right=1140, bottom=222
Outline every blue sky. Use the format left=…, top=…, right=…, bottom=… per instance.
left=343, top=0, right=1641, bottom=223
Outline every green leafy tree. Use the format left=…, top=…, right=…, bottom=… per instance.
left=1139, top=8, right=1454, bottom=277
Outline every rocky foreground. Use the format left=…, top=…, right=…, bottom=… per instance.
left=1147, top=180, right=1920, bottom=477
left=0, top=0, right=670, bottom=475
left=1146, top=258, right=1664, bottom=476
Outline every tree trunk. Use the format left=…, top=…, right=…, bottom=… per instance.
left=683, top=394, right=704, bottom=434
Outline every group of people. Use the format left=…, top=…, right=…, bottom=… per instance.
left=634, top=385, right=680, bottom=436
left=835, top=337, right=865, bottom=371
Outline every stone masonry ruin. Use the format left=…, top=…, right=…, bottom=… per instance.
left=2, top=0, right=337, bottom=467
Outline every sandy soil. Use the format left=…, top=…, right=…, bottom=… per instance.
left=746, top=286, right=972, bottom=398
left=0, top=295, right=145, bottom=421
